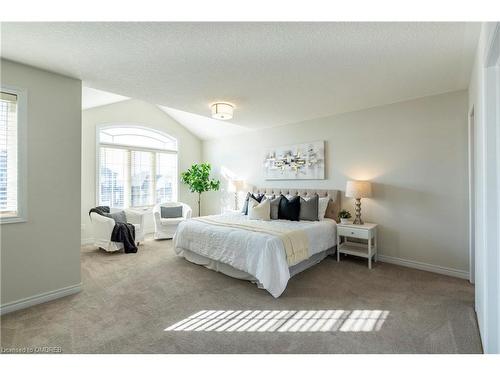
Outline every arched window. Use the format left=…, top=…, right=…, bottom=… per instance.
left=98, top=125, right=178, bottom=208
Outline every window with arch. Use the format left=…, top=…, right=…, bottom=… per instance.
left=98, top=126, right=178, bottom=208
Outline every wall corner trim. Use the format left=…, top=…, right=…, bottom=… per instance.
left=377, top=254, right=469, bottom=280
left=0, top=283, right=83, bottom=316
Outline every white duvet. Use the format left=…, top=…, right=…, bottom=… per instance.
left=173, top=213, right=337, bottom=297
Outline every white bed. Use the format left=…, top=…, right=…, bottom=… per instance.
left=173, top=188, right=341, bottom=298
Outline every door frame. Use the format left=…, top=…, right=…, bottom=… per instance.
left=481, top=22, right=500, bottom=353
left=468, top=107, right=475, bottom=284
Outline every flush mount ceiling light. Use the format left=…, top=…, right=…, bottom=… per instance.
left=211, top=102, right=234, bottom=120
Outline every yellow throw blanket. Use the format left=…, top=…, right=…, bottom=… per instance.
left=193, top=216, right=309, bottom=266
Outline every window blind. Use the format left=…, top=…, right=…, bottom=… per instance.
left=0, top=91, right=18, bottom=217
left=156, top=152, right=177, bottom=204
left=99, top=147, right=128, bottom=208
left=98, top=142, right=178, bottom=208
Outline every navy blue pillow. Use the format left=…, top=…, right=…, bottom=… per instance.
left=278, top=195, right=300, bottom=221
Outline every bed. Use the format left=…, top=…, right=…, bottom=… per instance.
left=173, top=188, right=341, bottom=298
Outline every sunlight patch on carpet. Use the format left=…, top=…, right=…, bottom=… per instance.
left=164, top=309, right=389, bottom=333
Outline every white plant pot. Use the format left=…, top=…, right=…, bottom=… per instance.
left=340, top=218, right=350, bottom=224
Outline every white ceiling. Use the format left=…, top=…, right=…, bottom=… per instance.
left=1, top=22, right=480, bottom=139
left=158, top=105, right=250, bottom=140
left=82, top=87, right=129, bottom=110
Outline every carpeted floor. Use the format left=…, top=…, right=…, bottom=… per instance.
left=1, top=238, right=482, bottom=353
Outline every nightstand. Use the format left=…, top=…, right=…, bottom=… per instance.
left=336, top=222, right=378, bottom=269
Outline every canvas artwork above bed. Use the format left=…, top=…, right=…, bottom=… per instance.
left=263, top=141, right=325, bottom=180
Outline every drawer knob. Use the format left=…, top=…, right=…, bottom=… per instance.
left=351, top=232, right=354, bottom=235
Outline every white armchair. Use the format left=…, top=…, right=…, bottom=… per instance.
left=90, top=208, right=145, bottom=252
left=153, top=202, right=192, bottom=239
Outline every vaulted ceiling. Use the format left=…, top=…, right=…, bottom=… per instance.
left=1, top=22, right=480, bottom=139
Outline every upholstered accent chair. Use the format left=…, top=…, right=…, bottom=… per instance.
left=90, top=208, right=145, bottom=252
left=152, top=202, right=192, bottom=239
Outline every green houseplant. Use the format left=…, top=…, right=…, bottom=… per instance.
left=180, top=163, right=220, bottom=216
left=338, top=209, right=352, bottom=224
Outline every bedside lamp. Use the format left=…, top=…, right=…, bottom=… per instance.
left=345, top=180, right=372, bottom=225
left=232, top=180, right=246, bottom=210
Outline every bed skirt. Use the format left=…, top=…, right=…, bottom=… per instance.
left=177, top=246, right=336, bottom=291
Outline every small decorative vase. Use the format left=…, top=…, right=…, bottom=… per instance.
left=340, top=218, right=349, bottom=224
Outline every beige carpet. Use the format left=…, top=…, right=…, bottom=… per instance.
left=1, top=238, right=482, bottom=353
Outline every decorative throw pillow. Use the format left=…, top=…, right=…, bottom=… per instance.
left=318, top=197, right=330, bottom=220
left=104, top=210, right=127, bottom=224
left=242, top=193, right=264, bottom=215
left=269, top=195, right=281, bottom=220
left=161, top=206, right=183, bottom=218
left=241, top=192, right=251, bottom=214
left=248, top=197, right=271, bottom=221
left=299, top=194, right=319, bottom=221
left=278, top=194, right=300, bottom=221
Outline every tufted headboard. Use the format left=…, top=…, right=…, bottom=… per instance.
left=251, top=187, right=341, bottom=222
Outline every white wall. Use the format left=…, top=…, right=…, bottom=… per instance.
left=0, top=60, right=82, bottom=310
left=81, top=99, right=202, bottom=242
left=203, top=90, right=469, bottom=275
left=468, top=22, right=500, bottom=354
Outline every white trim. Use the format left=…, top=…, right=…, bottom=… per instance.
left=0, top=283, right=82, bottom=316
left=0, top=85, right=28, bottom=224
left=377, top=254, right=469, bottom=280
left=95, top=123, right=179, bottom=209
left=468, top=106, right=476, bottom=284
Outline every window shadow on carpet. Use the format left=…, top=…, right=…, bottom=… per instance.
left=165, top=309, right=389, bottom=333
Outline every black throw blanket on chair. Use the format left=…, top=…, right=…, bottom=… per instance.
left=89, top=206, right=138, bottom=253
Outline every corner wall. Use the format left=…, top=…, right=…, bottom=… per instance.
left=468, top=22, right=500, bottom=354
left=81, top=99, right=202, bottom=242
left=202, top=90, right=469, bottom=275
left=0, top=60, right=82, bottom=311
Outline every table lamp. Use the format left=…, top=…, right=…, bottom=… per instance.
left=232, top=180, right=246, bottom=210
left=345, top=180, right=372, bottom=225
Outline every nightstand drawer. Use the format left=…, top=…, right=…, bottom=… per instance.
left=337, top=226, right=370, bottom=239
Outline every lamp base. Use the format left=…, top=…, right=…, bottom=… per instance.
left=352, top=198, right=364, bottom=225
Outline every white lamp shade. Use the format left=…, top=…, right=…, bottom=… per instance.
left=231, top=179, right=246, bottom=191
left=211, top=102, right=234, bottom=120
left=229, top=180, right=246, bottom=193
left=345, top=180, right=372, bottom=198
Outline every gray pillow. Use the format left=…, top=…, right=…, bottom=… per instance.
left=161, top=206, right=183, bottom=218
left=104, top=210, right=127, bottom=224
left=269, top=195, right=281, bottom=220
left=299, top=194, right=319, bottom=221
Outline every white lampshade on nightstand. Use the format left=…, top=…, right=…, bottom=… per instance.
left=345, top=180, right=372, bottom=225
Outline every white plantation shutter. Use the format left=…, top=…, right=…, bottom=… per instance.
left=0, top=91, right=18, bottom=217
left=98, top=147, right=128, bottom=208
left=97, top=126, right=178, bottom=208
left=130, top=150, right=153, bottom=207
left=156, top=152, right=177, bottom=204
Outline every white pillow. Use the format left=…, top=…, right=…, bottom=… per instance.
left=318, top=197, right=330, bottom=220
left=248, top=197, right=271, bottom=221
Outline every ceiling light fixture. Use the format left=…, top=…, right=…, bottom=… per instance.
left=211, top=102, right=234, bottom=120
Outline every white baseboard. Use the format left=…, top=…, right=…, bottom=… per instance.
left=0, top=283, right=82, bottom=316
left=377, top=254, right=469, bottom=280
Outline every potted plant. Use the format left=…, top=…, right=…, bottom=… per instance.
left=338, top=209, right=352, bottom=224
left=180, top=163, right=220, bottom=216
